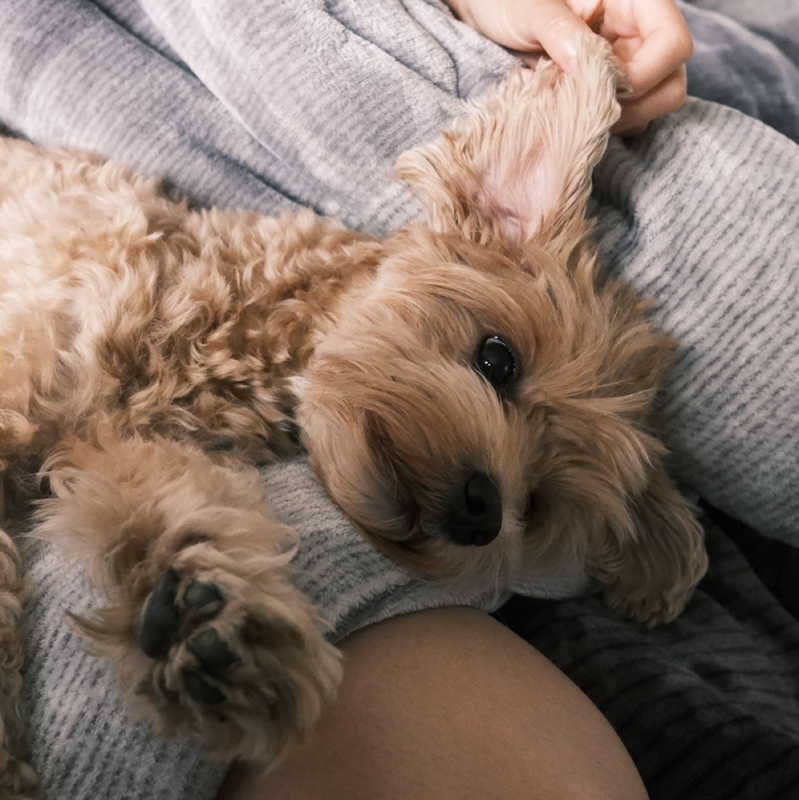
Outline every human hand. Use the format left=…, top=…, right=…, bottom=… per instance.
left=444, top=0, right=693, bottom=136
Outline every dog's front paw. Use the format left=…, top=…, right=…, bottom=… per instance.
left=140, top=570, right=239, bottom=705
left=137, top=562, right=342, bottom=763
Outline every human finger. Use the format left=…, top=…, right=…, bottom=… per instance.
left=609, top=0, right=693, bottom=98
left=523, top=0, right=595, bottom=73
left=612, top=64, right=688, bottom=135
left=445, top=0, right=594, bottom=75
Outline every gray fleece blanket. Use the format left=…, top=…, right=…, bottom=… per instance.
left=0, top=1, right=798, bottom=798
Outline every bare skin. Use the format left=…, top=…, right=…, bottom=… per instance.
left=444, top=0, right=693, bottom=135
left=217, top=607, right=648, bottom=800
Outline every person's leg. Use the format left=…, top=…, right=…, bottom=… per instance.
left=217, top=607, right=648, bottom=800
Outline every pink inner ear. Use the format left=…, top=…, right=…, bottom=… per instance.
left=478, top=151, right=559, bottom=243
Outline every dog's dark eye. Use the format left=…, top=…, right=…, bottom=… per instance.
left=474, top=336, right=517, bottom=388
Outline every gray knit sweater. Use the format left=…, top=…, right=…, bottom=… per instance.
left=2, top=0, right=798, bottom=798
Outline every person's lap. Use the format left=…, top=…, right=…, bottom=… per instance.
left=2, top=1, right=798, bottom=798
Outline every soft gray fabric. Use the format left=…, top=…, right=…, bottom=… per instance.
left=690, top=0, right=799, bottom=68
left=684, top=1, right=799, bottom=141
left=593, top=98, right=799, bottom=547
left=0, top=0, right=797, bottom=798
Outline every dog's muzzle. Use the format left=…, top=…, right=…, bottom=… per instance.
left=442, top=471, right=502, bottom=547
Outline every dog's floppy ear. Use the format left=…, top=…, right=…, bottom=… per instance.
left=596, top=469, right=708, bottom=625
left=396, top=35, right=625, bottom=257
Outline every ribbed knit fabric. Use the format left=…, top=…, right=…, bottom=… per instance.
left=0, top=0, right=797, bottom=798
left=592, top=97, right=799, bottom=546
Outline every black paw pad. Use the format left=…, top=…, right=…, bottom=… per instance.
left=183, top=581, right=226, bottom=618
left=140, top=569, right=181, bottom=658
left=188, top=629, right=241, bottom=677
left=185, top=671, right=226, bottom=705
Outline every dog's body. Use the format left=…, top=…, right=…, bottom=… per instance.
left=0, top=37, right=706, bottom=797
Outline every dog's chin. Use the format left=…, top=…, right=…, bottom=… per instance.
left=352, top=510, right=527, bottom=589
left=304, top=439, right=531, bottom=588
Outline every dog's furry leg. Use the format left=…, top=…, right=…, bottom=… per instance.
left=34, top=429, right=342, bottom=765
left=0, top=529, right=38, bottom=800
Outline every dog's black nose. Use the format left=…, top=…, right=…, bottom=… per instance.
left=442, top=472, right=502, bottom=547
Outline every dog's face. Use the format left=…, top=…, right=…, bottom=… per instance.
left=298, top=223, right=671, bottom=586
left=297, top=56, right=677, bottom=590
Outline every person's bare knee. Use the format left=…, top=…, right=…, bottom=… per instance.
left=218, top=607, right=648, bottom=800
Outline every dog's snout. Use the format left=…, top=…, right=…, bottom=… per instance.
left=442, top=472, right=502, bottom=547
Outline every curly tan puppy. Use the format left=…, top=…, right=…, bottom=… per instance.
left=0, top=36, right=706, bottom=797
